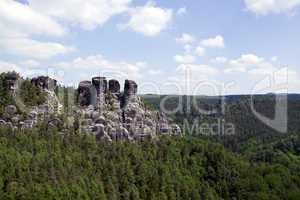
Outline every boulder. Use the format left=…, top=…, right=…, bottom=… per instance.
left=0, top=119, right=6, bottom=125
left=5, top=105, right=17, bottom=115
left=28, top=111, right=38, bottom=120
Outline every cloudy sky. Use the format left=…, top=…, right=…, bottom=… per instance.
left=0, top=0, right=300, bottom=95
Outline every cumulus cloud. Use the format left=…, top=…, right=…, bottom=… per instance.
left=123, top=1, right=173, bottom=36
left=0, top=0, right=66, bottom=37
left=0, top=37, right=74, bottom=59
left=201, top=35, right=225, bottom=48
left=224, top=54, right=261, bottom=73
left=174, top=54, right=196, bottom=64
left=195, top=46, right=205, bottom=57
left=0, top=60, right=22, bottom=73
left=0, top=0, right=74, bottom=59
left=244, top=0, right=300, bottom=15
left=56, top=54, right=145, bottom=80
left=224, top=54, right=275, bottom=74
left=176, top=33, right=195, bottom=44
left=28, top=0, right=132, bottom=30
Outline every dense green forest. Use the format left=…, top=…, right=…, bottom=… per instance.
left=0, top=126, right=300, bottom=199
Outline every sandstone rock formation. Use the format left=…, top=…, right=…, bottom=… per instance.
left=0, top=73, right=182, bottom=142
left=0, top=75, right=62, bottom=130
left=31, top=76, right=57, bottom=91
left=77, top=77, right=182, bottom=142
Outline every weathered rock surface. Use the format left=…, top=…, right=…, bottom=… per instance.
left=77, top=77, right=182, bottom=142
left=31, top=76, right=57, bottom=91
left=0, top=74, right=182, bottom=142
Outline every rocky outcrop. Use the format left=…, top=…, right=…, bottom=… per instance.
left=3, top=72, right=19, bottom=91
left=0, top=75, right=63, bottom=130
left=109, top=79, right=120, bottom=94
left=77, top=81, right=93, bottom=106
left=0, top=73, right=182, bottom=142
left=77, top=77, right=182, bottom=142
left=31, top=76, right=57, bottom=91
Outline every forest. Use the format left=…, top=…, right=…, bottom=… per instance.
left=0, top=126, right=300, bottom=199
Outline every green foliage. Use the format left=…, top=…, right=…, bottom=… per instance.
left=56, top=86, right=76, bottom=115
left=0, top=73, right=14, bottom=116
left=0, top=127, right=299, bottom=199
left=19, top=80, right=46, bottom=107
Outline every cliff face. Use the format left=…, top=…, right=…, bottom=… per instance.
left=0, top=74, right=181, bottom=142
left=76, top=77, right=182, bottom=142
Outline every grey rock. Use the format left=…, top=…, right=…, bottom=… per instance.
left=5, top=105, right=17, bottom=115
left=48, top=118, right=63, bottom=129
left=94, top=116, right=106, bottom=125
left=0, top=119, right=6, bottom=125
left=11, top=116, right=19, bottom=124
left=28, top=111, right=38, bottom=120
left=4, top=72, right=18, bottom=91
left=31, top=76, right=57, bottom=91
left=124, top=80, right=137, bottom=95
left=77, top=81, right=93, bottom=106
left=109, top=79, right=120, bottom=94
left=92, top=111, right=100, bottom=120
left=92, top=77, right=107, bottom=94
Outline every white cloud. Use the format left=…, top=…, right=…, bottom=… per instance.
left=245, top=0, right=300, bottom=15
left=195, top=46, right=205, bottom=57
left=224, top=54, right=275, bottom=74
left=19, top=59, right=40, bottom=67
left=177, top=7, right=187, bottom=15
left=0, top=60, right=22, bottom=73
left=174, top=54, right=196, bottom=64
left=0, top=37, right=74, bottom=59
left=176, top=64, right=219, bottom=76
left=56, top=54, right=144, bottom=80
left=0, top=0, right=74, bottom=59
left=201, top=35, right=225, bottom=48
left=224, top=54, right=263, bottom=73
left=211, top=57, right=228, bottom=64
left=176, top=33, right=195, bottom=44
left=124, top=1, right=173, bottom=36
left=28, top=0, right=132, bottom=30
left=0, top=0, right=66, bottom=37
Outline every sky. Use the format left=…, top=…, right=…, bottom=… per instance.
left=0, top=0, right=300, bottom=95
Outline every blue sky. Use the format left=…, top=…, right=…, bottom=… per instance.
left=0, top=0, right=300, bottom=95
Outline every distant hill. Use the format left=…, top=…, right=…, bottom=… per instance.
left=141, top=94, right=300, bottom=151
